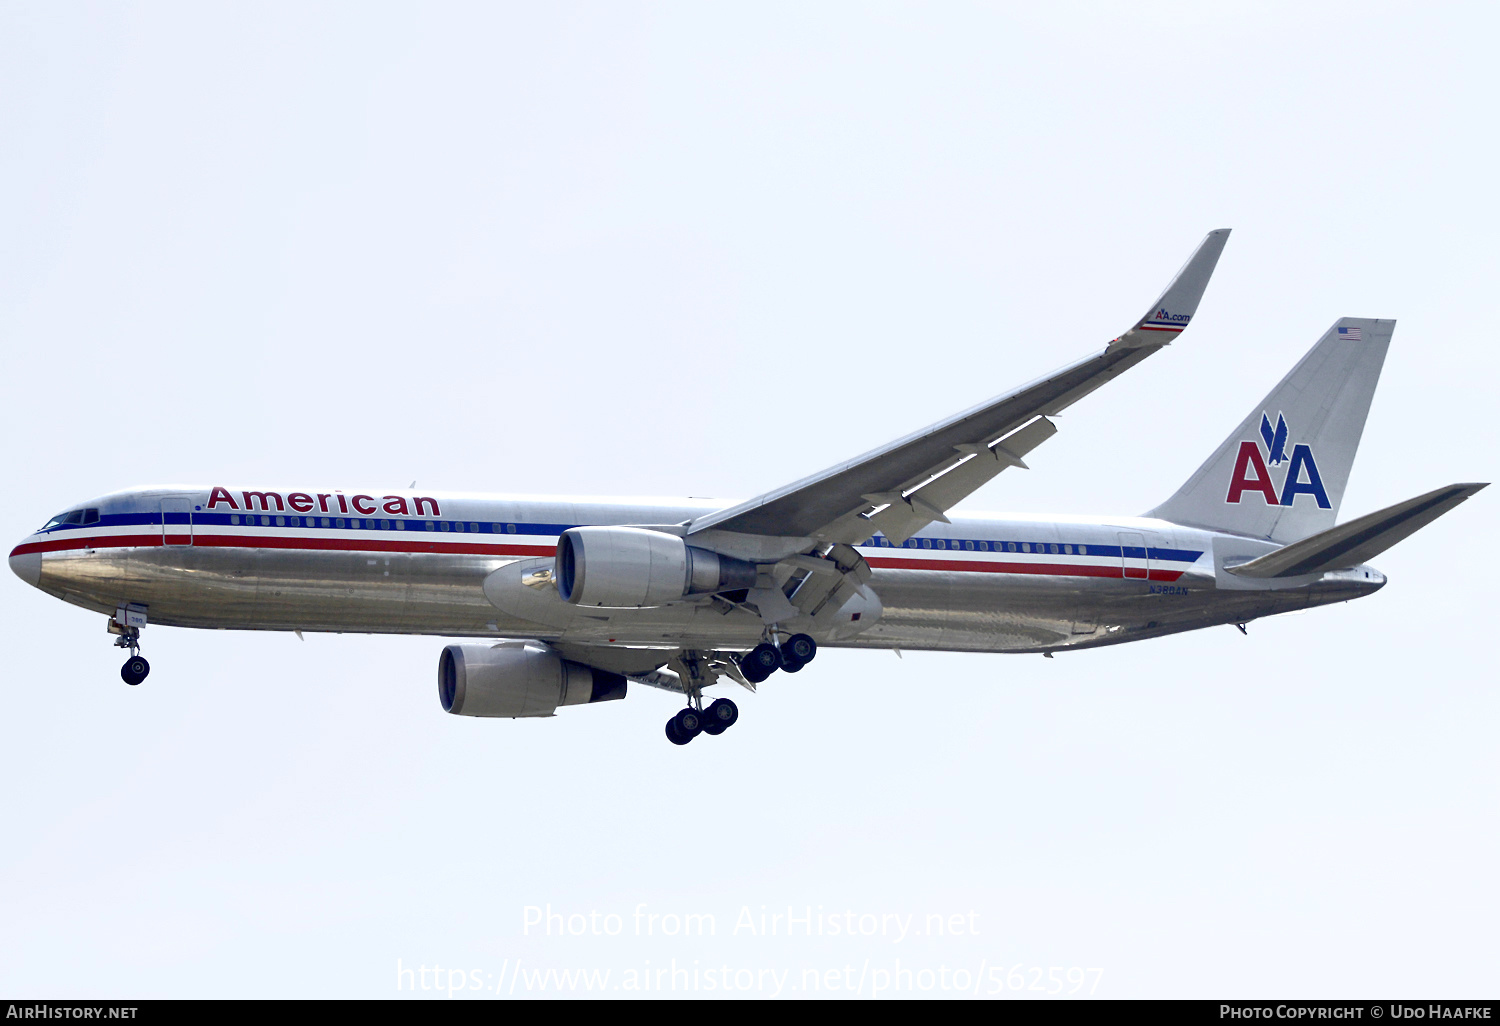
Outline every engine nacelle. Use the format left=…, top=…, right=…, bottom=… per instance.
left=438, top=642, right=627, bottom=718
left=555, top=526, right=757, bottom=608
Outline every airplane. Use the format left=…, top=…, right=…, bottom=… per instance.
left=9, top=229, right=1487, bottom=745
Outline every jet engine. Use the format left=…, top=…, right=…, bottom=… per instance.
left=438, top=642, right=627, bottom=717
left=554, top=526, right=757, bottom=607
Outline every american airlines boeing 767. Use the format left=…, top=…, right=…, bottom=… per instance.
left=9, top=230, right=1486, bottom=743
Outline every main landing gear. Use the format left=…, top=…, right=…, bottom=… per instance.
left=108, top=604, right=150, bottom=686
left=662, top=648, right=750, bottom=746
left=660, top=635, right=816, bottom=745
left=738, top=632, right=817, bottom=685
left=665, top=698, right=739, bottom=746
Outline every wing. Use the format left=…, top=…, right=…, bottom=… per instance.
left=689, top=229, right=1232, bottom=547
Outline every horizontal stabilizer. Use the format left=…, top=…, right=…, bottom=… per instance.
left=1225, top=482, right=1487, bottom=578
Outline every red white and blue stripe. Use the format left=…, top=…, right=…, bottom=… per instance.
left=14, top=512, right=1204, bottom=585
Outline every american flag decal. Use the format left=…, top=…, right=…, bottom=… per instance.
left=1337, top=326, right=1363, bottom=341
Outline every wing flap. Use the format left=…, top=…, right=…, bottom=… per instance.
left=822, top=415, right=1059, bottom=546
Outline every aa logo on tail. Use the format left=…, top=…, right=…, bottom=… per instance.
left=1226, top=412, right=1330, bottom=508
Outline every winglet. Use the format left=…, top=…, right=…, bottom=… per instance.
left=1110, top=228, right=1231, bottom=349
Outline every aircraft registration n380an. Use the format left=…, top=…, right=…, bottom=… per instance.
left=9, top=230, right=1487, bottom=744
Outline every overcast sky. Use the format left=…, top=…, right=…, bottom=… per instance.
left=1, top=1, right=1495, bottom=999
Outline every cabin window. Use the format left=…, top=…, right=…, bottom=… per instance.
left=395, top=520, right=405, bottom=530
left=506, top=524, right=516, bottom=534
left=425, top=521, right=435, bottom=531
left=321, top=518, right=331, bottom=528
left=230, top=515, right=240, bottom=525
left=350, top=518, right=361, bottom=529
left=964, top=540, right=974, bottom=551
left=921, top=538, right=932, bottom=549
left=275, top=516, right=285, bottom=527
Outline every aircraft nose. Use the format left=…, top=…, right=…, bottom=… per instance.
left=9, top=546, right=41, bottom=588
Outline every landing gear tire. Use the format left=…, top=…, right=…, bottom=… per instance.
left=785, top=633, right=817, bottom=665
left=667, top=706, right=703, bottom=744
left=743, top=644, right=780, bottom=682
left=778, top=648, right=805, bottom=673
left=121, top=656, right=150, bottom=686
left=701, top=697, right=739, bottom=735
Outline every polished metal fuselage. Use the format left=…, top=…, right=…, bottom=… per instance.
left=12, top=487, right=1386, bottom=654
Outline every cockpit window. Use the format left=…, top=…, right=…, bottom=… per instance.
left=40, top=508, right=99, bottom=531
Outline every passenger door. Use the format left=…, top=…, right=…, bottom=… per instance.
left=1118, top=531, right=1149, bottom=580
left=161, top=497, right=194, bottom=546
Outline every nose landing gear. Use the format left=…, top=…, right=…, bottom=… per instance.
left=120, top=652, right=150, bottom=686
left=108, top=604, right=150, bottom=686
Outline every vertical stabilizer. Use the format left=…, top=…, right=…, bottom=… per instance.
left=1148, top=318, right=1393, bottom=542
